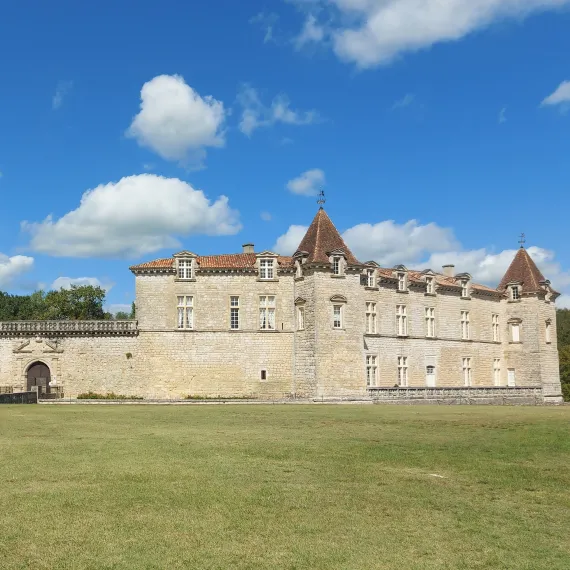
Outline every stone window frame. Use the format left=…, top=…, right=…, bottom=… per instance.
left=229, top=295, right=240, bottom=331
left=260, top=369, right=268, bottom=382
left=462, top=357, right=473, bottom=386
left=330, top=295, right=347, bottom=330
left=425, top=276, right=436, bottom=295
left=492, top=313, right=500, bottom=342
left=425, top=307, right=436, bottom=338
left=508, top=318, right=522, bottom=343
left=176, top=295, right=194, bottom=330
left=366, top=355, right=378, bottom=387
left=259, top=295, right=277, bottom=331
left=396, top=304, right=408, bottom=337
left=493, top=358, right=501, bottom=386
left=365, top=301, right=377, bottom=334
left=461, top=310, right=471, bottom=340
left=256, top=251, right=279, bottom=282
left=297, top=305, right=305, bottom=331
left=510, top=284, right=521, bottom=302
left=173, top=251, right=198, bottom=282
left=545, top=319, right=552, bottom=344
left=397, top=356, right=409, bottom=387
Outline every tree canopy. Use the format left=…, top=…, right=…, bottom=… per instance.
left=0, top=285, right=133, bottom=321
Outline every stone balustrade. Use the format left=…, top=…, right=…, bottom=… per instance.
left=368, top=386, right=543, bottom=404
left=0, top=320, right=139, bottom=336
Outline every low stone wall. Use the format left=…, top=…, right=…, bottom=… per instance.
left=367, top=386, right=545, bottom=405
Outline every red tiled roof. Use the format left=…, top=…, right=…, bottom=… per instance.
left=376, top=268, right=498, bottom=294
left=498, top=248, right=546, bottom=293
left=130, top=253, right=293, bottom=272
left=296, top=208, right=361, bottom=265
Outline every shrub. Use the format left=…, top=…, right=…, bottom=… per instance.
left=77, top=391, right=143, bottom=400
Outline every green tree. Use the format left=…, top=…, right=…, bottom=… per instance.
left=114, top=311, right=130, bottom=320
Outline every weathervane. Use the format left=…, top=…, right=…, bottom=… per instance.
left=519, top=233, right=526, bottom=248
left=317, top=190, right=326, bottom=209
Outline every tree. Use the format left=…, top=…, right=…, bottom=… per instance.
left=114, top=311, right=130, bottom=320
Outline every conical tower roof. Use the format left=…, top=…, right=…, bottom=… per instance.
left=295, top=208, right=360, bottom=265
left=498, top=247, right=546, bottom=293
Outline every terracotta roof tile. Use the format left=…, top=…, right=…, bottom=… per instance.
left=296, top=208, right=361, bottom=265
left=130, top=253, right=294, bottom=272
left=498, top=248, right=546, bottom=293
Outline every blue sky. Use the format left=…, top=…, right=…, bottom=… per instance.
left=1, top=0, right=570, bottom=312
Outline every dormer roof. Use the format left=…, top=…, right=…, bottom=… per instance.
left=296, top=208, right=361, bottom=265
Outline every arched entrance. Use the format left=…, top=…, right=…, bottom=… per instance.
left=26, top=361, right=51, bottom=394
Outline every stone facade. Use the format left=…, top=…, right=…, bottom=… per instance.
left=0, top=208, right=563, bottom=403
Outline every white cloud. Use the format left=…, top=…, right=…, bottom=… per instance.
left=273, top=225, right=309, bottom=254
left=22, top=174, right=241, bottom=258
left=294, top=14, right=326, bottom=48
left=50, top=277, right=112, bottom=291
left=541, top=80, right=570, bottom=108
left=499, top=107, right=507, bottom=124
left=292, top=0, right=570, bottom=68
left=286, top=169, right=325, bottom=196
left=343, top=219, right=458, bottom=266
left=261, top=211, right=272, bottom=221
left=251, top=12, right=280, bottom=43
left=237, top=85, right=319, bottom=136
left=392, top=93, right=415, bottom=110
left=126, top=75, right=226, bottom=167
left=0, top=254, right=34, bottom=289
left=52, top=80, right=73, bottom=110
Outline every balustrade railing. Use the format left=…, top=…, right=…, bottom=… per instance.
left=0, top=320, right=138, bottom=336
left=367, top=386, right=543, bottom=401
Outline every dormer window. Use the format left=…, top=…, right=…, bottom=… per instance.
left=333, top=257, right=342, bottom=275
left=461, top=280, right=470, bottom=298
left=177, top=259, right=194, bottom=280
left=426, top=276, right=435, bottom=294
left=511, top=286, right=521, bottom=301
left=398, top=273, right=407, bottom=291
left=259, top=259, right=274, bottom=280
left=295, top=260, right=303, bottom=279
left=366, top=269, right=375, bottom=288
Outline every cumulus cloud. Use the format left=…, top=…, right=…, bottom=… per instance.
left=50, top=277, right=112, bottom=291
left=273, top=217, right=570, bottom=299
left=22, top=174, right=241, bottom=258
left=126, top=75, right=226, bottom=167
left=0, top=254, right=34, bottom=289
left=292, top=0, right=570, bottom=68
left=541, top=80, right=570, bottom=108
left=52, top=80, right=73, bottom=110
left=294, top=14, right=326, bottom=49
left=250, top=12, right=280, bottom=43
left=237, top=85, right=319, bottom=136
left=286, top=169, right=325, bottom=196
left=273, top=225, right=309, bottom=254
left=343, top=219, right=459, bottom=266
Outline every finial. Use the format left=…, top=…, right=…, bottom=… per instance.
left=317, top=190, right=326, bottom=209
left=519, top=233, right=526, bottom=248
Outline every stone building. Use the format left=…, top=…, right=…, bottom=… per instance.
left=0, top=207, right=563, bottom=403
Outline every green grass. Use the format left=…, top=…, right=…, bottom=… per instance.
left=1, top=405, right=570, bottom=570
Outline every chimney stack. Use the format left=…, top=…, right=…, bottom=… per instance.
left=442, top=264, right=455, bottom=278
left=242, top=243, right=255, bottom=254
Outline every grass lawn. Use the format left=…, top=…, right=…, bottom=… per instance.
left=1, top=405, right=570, bottom=570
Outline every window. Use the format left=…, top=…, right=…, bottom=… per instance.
left=260, top=369, right=268, bottom=381
left=259, top=259, right=274, bottom=280
left=546, top=320, right=552, bottom=343
left=367, top=270, right=375, bottom=288
left=462, top=357, right=472, bottom=386
left=396, top=305, right=408, bottom=336
left=333, top=305, right=343, bottom=329
left=461, top=310, right=470, bottom=340
left=332, top=257, right=342, bottom=276
left=297, top=306, right=305, bottom=331
left=507, top=368, right=516, bottom=387
left=492, top=314, right=500, bottom=342
left=259, top=296, right=276, bottom=330
left=177, top=296, right=194, bottom=329
left=426, top=276, right=435, bottom=294
left=398, top=272, right=407, bottom=291
left=230, top=296, right=240, bottom=330
left=296, top=261, right=303, bottom=279
left=366, top=356, right=378, bottom=387
left=461, top=280, right=470, bottom=298
left=177, top=259, right=193, bottom=280
left=493, top=359, right=501, bottom=386
left=366, top=302, right=377, bottom=334
left=425, top=307, right=436, bottom=338
left=398, top=356, right=408, bottom=386
left=511, top=323, right=520, bottom=343
left=511, top=286, right=521, bottom=301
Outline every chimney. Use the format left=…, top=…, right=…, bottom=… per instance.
left=242, top=243, right=255, bottom=254
left=442, top=264, right=455, bottom=278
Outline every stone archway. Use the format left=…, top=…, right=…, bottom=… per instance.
left=26, top=361, right=51, bottom=394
